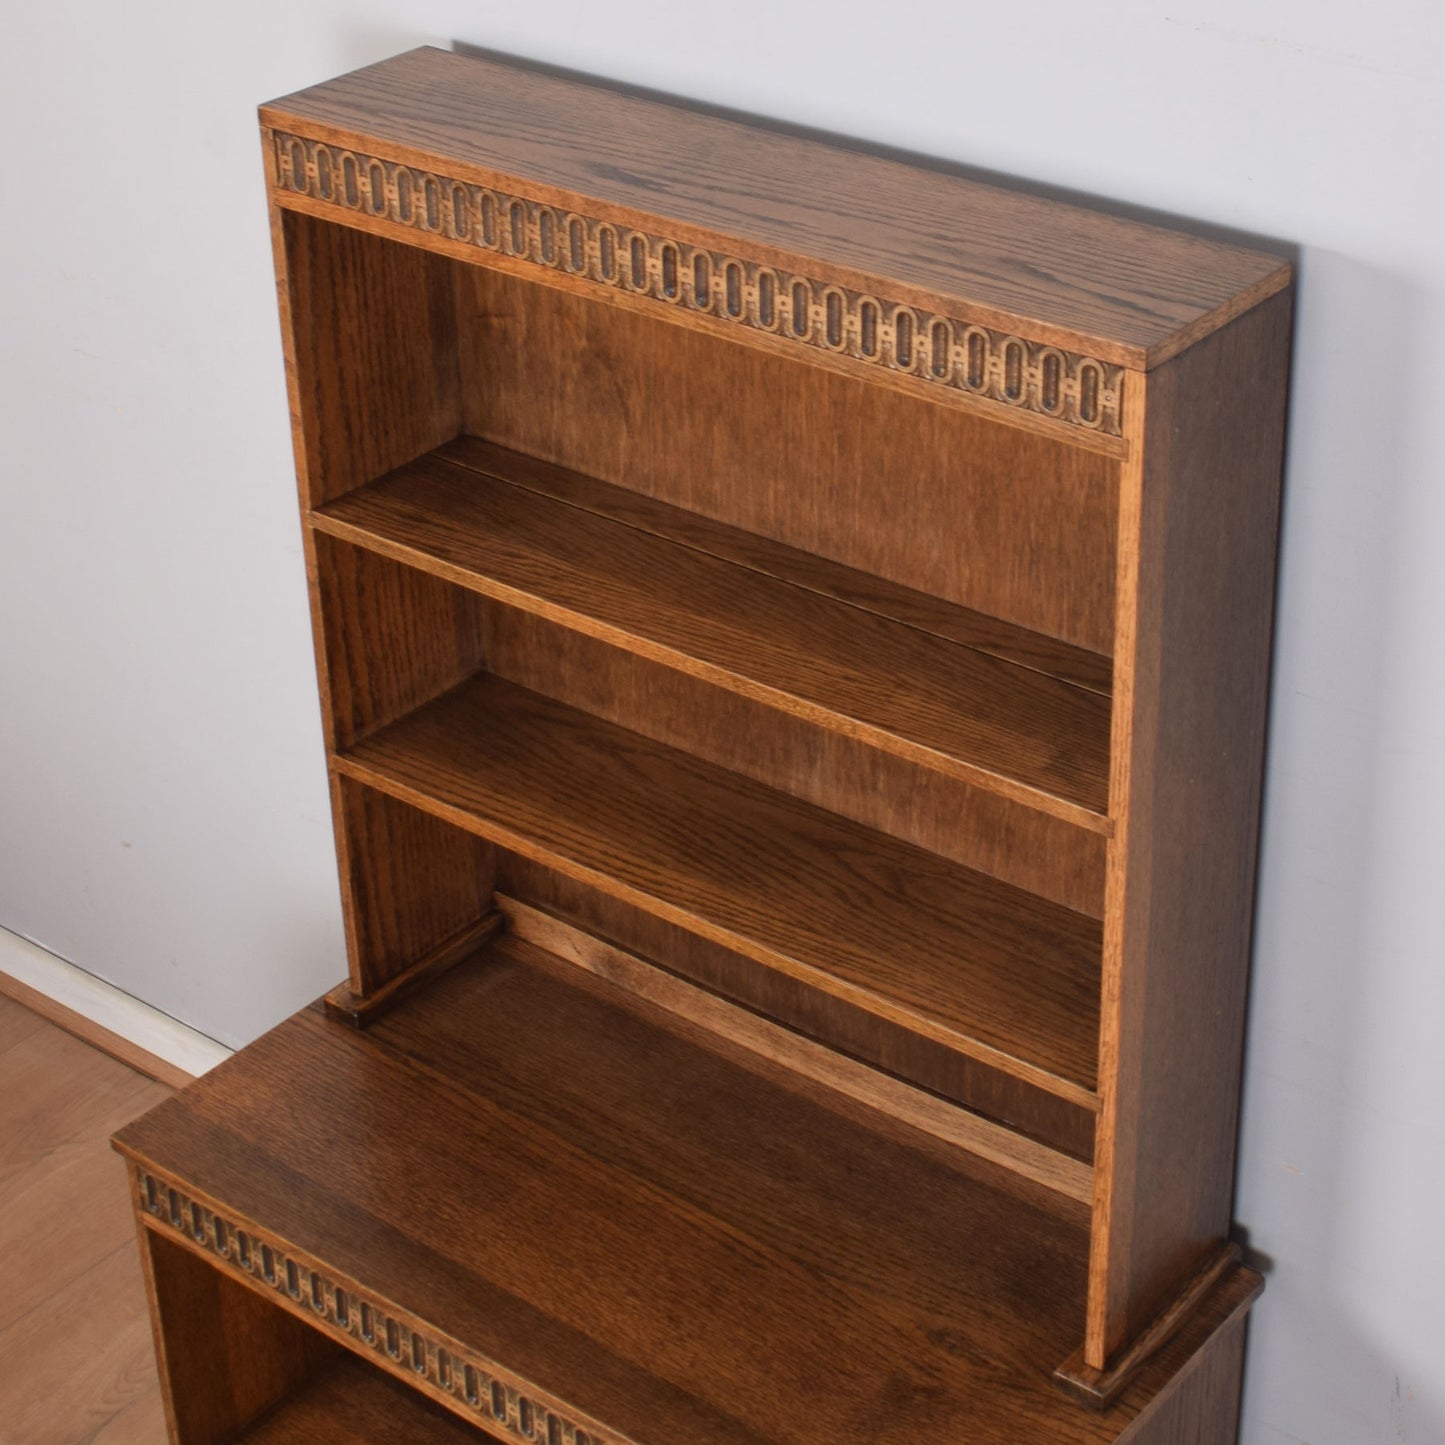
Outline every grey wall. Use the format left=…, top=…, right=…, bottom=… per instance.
left=2, top=4, right=1441, bottom=1439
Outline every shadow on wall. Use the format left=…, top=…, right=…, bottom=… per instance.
left=1238, top=248, right=1442, bottom=1442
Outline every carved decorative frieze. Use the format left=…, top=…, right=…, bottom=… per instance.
left=136, top=1169, right=607, bottom=1445
left=272, top=132, right=1124, bottom=437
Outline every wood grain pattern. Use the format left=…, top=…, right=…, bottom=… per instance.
left=444, top=435, right=1112, bottom=692
left=260, top=47, right=1288, bottom=367
left=238, top=1355, right=502, bottom=1443
left=1, top=1020, right=166, bottom=1190
left=279, top=208, right=459, bottom=508
left=331, top=777, right=495, bottom=999
left=0, top=1005, right=171, bottom=1445
left=495, top=853, right=1098, bottom=1160
left=315, top=442, right=1111, bottom=824
left=500, top=893, right=1094, bottom=1201
left=0, top=1130, right=141, bottom=1334
left=1088, top=291, right=1292, bottom=1365
left=336, top=674, right=1104, bottom=1100
left=271, top=128, right=1128, bottom=443
left=485, top=606, right=1106, bottom=917
left=326, top=912, right=504, bottom=1027
left=311, top=531, right=488, bottom=751
left=114, top=939, right=1258, bottom=1445
left=0, top=990, right=45, bottom=1055
left=87, top=1386, right=169, bottom=1445
left=141, top=1225, right=339, bottom=1444
left=248, top=47, right=1288, bottom=1431
left=456, top=265, right=1122, bottom=654
left=0, top=1243, right=160, bottom=1445
left=1116, top=1315, right=1248, bottom=1445
left=1056, top=1246, right=1259, bottom=1407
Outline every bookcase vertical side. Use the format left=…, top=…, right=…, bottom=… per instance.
left=1088, top=287, right=1293, bottom=1368
left=261, top=126, right=489, bottom=1009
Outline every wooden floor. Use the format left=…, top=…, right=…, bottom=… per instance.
left=0, top=994, right=173, bottom=1444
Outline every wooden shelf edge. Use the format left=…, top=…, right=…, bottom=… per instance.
left=499, top=894, right=1095, bottom=1203
left=324, top=913, right=505, bottom=1027
left=1053, top=1244, right=1262, bottom=1410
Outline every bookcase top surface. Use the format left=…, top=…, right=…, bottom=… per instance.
left=261, top=46, right=1289, bottom=369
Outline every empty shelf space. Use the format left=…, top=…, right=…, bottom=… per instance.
left=334, top=672, right=1102, bottom=1101
left=312, top=439, right=1112, bottom=828
left=239, top=1357, right=497, bottom=1443
left=115, top=939, right=1193, bottom=1445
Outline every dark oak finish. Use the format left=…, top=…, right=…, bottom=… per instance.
left=140, top=1228, right=340, bottom=1444
left=311, top=531, right=489, bottom=751
left=121, top=45, right=1290, bottom=1445
left=498, top=893, right=1095, bottom=1198
left=336, top=673, right=1105, bottom=1102
left=262, top=47, right=1287, bottom=368
left=1089, top=292, right=1292, bottom=1364
left=453, top=269, right=1124, bottom=653
left=278, top=210, right=459, bottom=510
left=485, top=607, right=1106, bottom=919
left=314, top=441, right=1112, bottom=822
left=1056, top=1246, right=1259, bottom=1409
left=117, top=940, right=1259, bottom=1445
left=494, top=853, right=1100, bottom=1161
left=238, top=1356, right=503, bottom=1444
left=445, top=434, right=1113, bottom=693
left=329, top=776, right=496, bottom=999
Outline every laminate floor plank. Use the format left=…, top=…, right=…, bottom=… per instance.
left=0, top=993, right=46, bottom=1056
left=82, top=1387, right=166, bottom=1445
left=0, top=1004, right=172, bottom=1445
left=0, top=1243, right=159, bottom=1445
left=0, top=1135, right=140, bottom=1333
left=0, top=1025, right=164, bottom=1189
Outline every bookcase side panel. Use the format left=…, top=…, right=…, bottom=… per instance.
left=310, top=536, right=495, bottom=998
left=279, top=208, right=462, bottom=508
left=1089, top=289, right=1292, bottom=1366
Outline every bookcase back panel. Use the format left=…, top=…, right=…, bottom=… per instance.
left=484, top=603, right=1106, bottom=918
left=495, top=851, right=1098, bottom=1163
left=454, top=265, right=1120, bottom=655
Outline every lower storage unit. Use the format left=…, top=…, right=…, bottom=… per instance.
left=116, top=925, right=1257, bottom=1445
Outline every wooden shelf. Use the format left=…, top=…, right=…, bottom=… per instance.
left=314, top=437, right=1112, bottom=828
left=334, top=672, right=1103, bottom=1102
left=240, top=1357, right=495, bottom=1443
left=117, top=938, right=1251, bottom=1445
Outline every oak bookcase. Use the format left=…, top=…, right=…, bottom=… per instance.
left=115, top=45, right=1292, bottom=1445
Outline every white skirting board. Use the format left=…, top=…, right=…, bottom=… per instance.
left=0, top=926, right=232, bottom=1077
